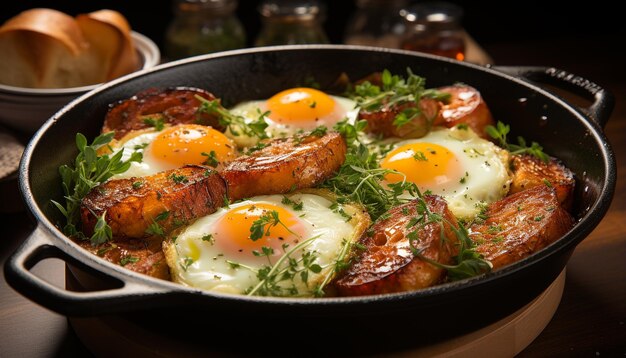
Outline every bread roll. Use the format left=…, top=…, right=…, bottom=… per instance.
left=77, top=9, right=139, bottom=81
left=0, top=8, right=139, bottom=89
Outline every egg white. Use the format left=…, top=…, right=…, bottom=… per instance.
left=107, top=129, right=165, bottom=180
left=227, top=94, right=359, bottom=147
left=388, top=126, right=511, bottom=219
left=164, top=193, right=363, bottom=296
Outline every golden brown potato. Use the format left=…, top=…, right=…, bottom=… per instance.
left=359, top=98, right=439, bottom=139
left=333, top=196, right=459, bottom=296
left=433, top=85, right=495, bottom=138
left=81, top=165, right=227, bottom=240
left=509, top=154, right=575, bottom=211
left=102, top=87, right=223, bottom=139
left=470, top=185, right=574, bottom=270
left=221, top=131, right=347, bottom=201
left=78, top=236, right=170, bottom=280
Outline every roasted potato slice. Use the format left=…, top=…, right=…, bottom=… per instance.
left=359, top=98, right=439, bottom=139
left=102, top=87, right=223, bottom=139
left=509, top=154, right=575, bottom=211
left=333, top=196, right=459, bottom=296
left=221, top=131, right=347, bottom=201
left=433, top=85, right=495, bottom=138
left=470, top=185, right=574, bottom=270
left=81, top=165, right=227, bottom=240
left=78, top=236, right=170, bottom=280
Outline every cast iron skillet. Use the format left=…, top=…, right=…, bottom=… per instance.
left=5, top=46, right=616, bottom=354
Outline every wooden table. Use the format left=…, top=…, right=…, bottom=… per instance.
left=1, top=36, right=624, bottom=357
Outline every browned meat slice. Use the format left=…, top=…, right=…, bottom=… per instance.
left=81, top=165, right=227, bottom=240
left=433, top=85, right=495, bottom=138
left=333, top=196, right=459, bottom=296
left=470, top=185, right=574, bottom=270
left=509, top=154, right=575, bottom=211
left=78, top=236, right=170, bottom=280
left=359, top=98, right=439, bottom=139
left=102, top=87, right=223, bottom=139
left=221, top=131, right=347, bottom=201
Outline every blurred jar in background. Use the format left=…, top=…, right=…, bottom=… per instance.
left=255, top=0, right=329, bottom=46
left=344, top=0, right=408, bottom=48
left=164, top=0, right=246, bottom=61
left=400, top=1, right=466, bottom=61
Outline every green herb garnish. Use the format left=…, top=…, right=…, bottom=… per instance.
left=142, top=116, right=165, bottom=131
left=201, top=150, right=219, bottom=168
left=350, top=68, right=449, bottom=130
left=51, top=132, right=142, bottom=245
left=196, top=96, right=268, bottom=139
left=486, top=121, right=549, bottom=162
left=120, top=255, right=139, bottom=266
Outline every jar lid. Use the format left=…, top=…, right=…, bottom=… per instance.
left=258, top=0, right=326, bottom=21
left=176, top=0, right=238, bottom=13
left=401, top=1, right=463, bottom=24
left=356, top=0, right=408, bottom=8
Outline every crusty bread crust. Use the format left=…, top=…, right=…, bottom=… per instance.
left=0, top=8, right=138, bottom=88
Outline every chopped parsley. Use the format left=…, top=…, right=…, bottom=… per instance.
left=169, top=173, right=189, bottom=184
left=201, top=150, right=219, bottom=168
left=142, top=115, right=165, bottom=131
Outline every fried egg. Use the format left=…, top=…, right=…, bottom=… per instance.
left=164, top=191, right=368, bottom=297
left=380, top=126, right=511, bottom=219
left=228, top=87, right=359, bottom=145
left=109, top=124, right=237, bottom=179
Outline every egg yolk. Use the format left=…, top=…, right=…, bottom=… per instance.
left=266, top=87, right=337, bottom=124
left=380, top=142, right=461, bottom=189
left=149, top=124, right=236, bottom=169
left=215, top=203, right=307, bottom=256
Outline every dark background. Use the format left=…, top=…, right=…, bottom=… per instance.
left=1, top=0, right=623, bottom=52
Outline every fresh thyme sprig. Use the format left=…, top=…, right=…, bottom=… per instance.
left=195, top=95, right=269, bottom=139
left=486, top=121, right=549, bottom=162
left=350, top=68, right=450, bottom=129
left=249, top=210, right=302, bottom=242
left=323, top=119, right=418, bottom=220
left=413, top=221, right=493, bottom=280
left=51, top=132, right=142, bottom=244
left=246, top=235, right=321, bottom=297
left=404, top=195, right=492, bottom=280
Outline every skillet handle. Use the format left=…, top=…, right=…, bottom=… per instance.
left=3, top=224, right=179, bottom=317
left=491, top=66, right=615, bottom=128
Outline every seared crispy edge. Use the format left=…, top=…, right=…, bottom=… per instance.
left=470, top=185, right=574, bottom=270
left=80, top=165, right=227, bottom=240
left=509, top=154, right=575, bottom=211
left=221, top=131, right=347, bottom=201
left=332, top=195, right=460, bottom=296
left=102, top=87, right=222, bottom=140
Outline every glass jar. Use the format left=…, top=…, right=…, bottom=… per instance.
left=164, top=0, right=246, bottom=61
left=400, top=1, right=466, bottom=61
left=254, top=0, right=329, bottom=46
left=344, top=0, right=409, bottom=48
